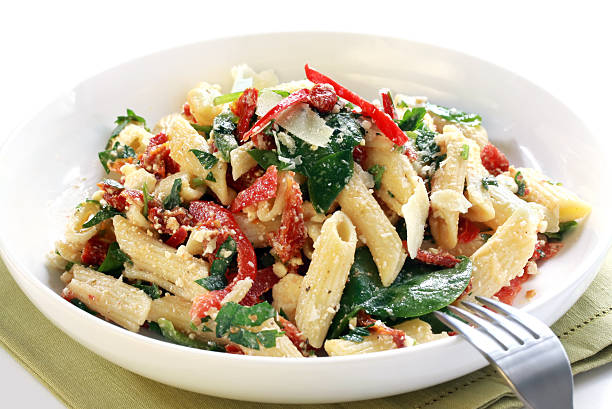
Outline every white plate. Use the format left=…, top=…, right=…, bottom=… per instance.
left=0, top=32, right=610, bottom=404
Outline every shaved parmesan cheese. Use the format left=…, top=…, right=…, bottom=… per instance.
left=270, top=79, right=314, bottom=94
left=231, top=64, right=279, bottom=92
left=255, top=90, right=333, bottom=148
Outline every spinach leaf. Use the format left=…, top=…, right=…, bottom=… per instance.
left=426, top=103, right=482, bottom=126
left=82, top=206, right=123, bottom=229
left=156, top=318, right=223, bottom=351
left=98, top=242, right=132, bottom=277
left=190, top=149, right=219, bottom=169
left=70, top=298, right=97, bottom=315
left=306, top=149, right=354, bottom=213
left=414, top=127, right=445, bottom=171
left=214, top=302, right=284, bottom=350
left=98, top=141, right=136, bottom=173
left=132, top=282, right=161, bottom=299
left=481, top=176, right=498, bottom=190
left=543, top=220, right=578, bottom=241
left=211, top=112, right=238, bottom=161
left=328, top=247, right=472, bottom=338
left=340, top=326, right=371, bottom=343
left=191, top=123, right=212, bottom=135
left=195, top=236, right=237, bottom=291
left=163, top=178, right=182, bottom=210
left=367, top=165, right=385, bottom=190
left=247, top=149, right=290, bottom=170
left=108, top=109, right=148, bottom=148
left=396, top=107, right=426, bottom=131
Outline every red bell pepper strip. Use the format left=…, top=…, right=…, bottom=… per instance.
left=188, top=201, right=257, bottom=322
left=239, top=267, right=281, bottom=307
left=380, top=89, right=397, bottom=120
left=241, top=88, right=311, bottom=142
left=164, top=226, right=188, bottom=248
left=230, top=165, right=278, bottom=213
left=233, top=88, right=259, bottom=140
left=304, top=64, right=409, bottom=146
left=415, top=249, right=460, bottom=268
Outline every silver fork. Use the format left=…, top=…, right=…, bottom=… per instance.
left=434, top=296, right=573, bottom=409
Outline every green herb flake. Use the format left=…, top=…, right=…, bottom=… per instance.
left=543, top=220, right=578, bottom=241
left=163, top=178, right=182, bottom=210
left=190, top=149, right=219, bottom=169
left=387, top=190, right=395, bottom=198
left=205, top=172, right=216, bottom=182
left=396, top=107, right=426, bottom=132
left=514, top=171, right=527, bottom=197
left=426, top=103, right=482, bottom=126
left=98, top=242, right=131, bottom=277
left=213, top=91, right=244, bottom=106
left=460, top=144, right=470, bottom=160
left=64, top=261, right=75, bottom=271
left=191, top=123, right=212, bottom=135
left=195, top=236, right=237, bottom=291
left=211, top=113, right=239, bottom=162
left=70, top=298, right=97, bottom=315
left=271, top=90, right=290, bottom=98
left=156, top=318, right=223, bottom=351
left=132, top=282, right=161, bottom=299
left=98, top=142, right=136, bottom=173
left=481, top=176, right=498, bottom=190
left=82, top=206, right=124, bottom=229
left=108, top=109, right=148, bottom=148
left=340, top=326, right=371, bottom=343
left=367, top=165, right=386, bottom=190
left=480, top=233, right=492, bottom=242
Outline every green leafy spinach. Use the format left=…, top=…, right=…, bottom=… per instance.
left=211, top=112, right=238, bottom=162
left=195, top=236, right=237, bottom=290
left=108, top=109, right=148, bottom=148
left=153, top=318, right=223, bottom=351
left=215, top=302, right=284, bottom=350
left=163, top=179, right=182, bottom=210
left=98, top=141, right=136, bottom=173
left=98, top=242, right=132, bottom=277
left=82, top=206, right=123, bottom=229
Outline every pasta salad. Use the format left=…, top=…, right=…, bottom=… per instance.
left=50, top=64, right=591, bottom=357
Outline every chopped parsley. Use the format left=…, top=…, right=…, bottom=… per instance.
left=543, top=221, right=578, bottom=241
left=163, top=178, right=182, bottom=210
left=271, top=90, right=290, bottom=98
left=195, top=236, right=237, bottom=291
left=396, top=107, right=426, bottom=132
left=82, top=206, right=123, bottom=229
left=190, top=149, right=219, bottom=170
left=481, top=176, right=498, bottom=190
left=426, top=103, right=482, bottom=126
left=340, top=326, right=372, bottom=343
left=64, top=261, right=75, bottom=271
left=387, top=190, right=395, bottom=198
left=205, top=172, right=216, bottom=182
left=514, top=171, right=527, bottom=197
left=367, top=165, right=386, bottom=190
left=98, top=141, right=136, bottom=173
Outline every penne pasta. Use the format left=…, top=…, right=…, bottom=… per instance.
left=463, top=139, right=495, bottom=222
left=295, top=211, right=357, bottom=348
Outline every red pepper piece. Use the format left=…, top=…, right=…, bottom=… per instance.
left=242, top=88, right=311, bottom=141
left=356, top=311, right=405, bottom=349
left=277, top=316, right=306, bottom=352
left=233, top=88, right=259, bottom=140
left=457, top=217, right=480, bottom=243
left=230, top=165, right=278, bottom=213
left=304, top=64, right=409, bottom=147
left=380, top=89, right=397, bottom=120
left=480, top=144, right=509, bottom=176
left=269, top=174, right=306, bottom=263
left=239, top=267, right=281, bottom=307
left=224, top=344, right=245, bottom=355
left=352, top=145, right=367, bottom=165
left=308, top=83, right=338, bottom=113
left=494, top=272, right=530, bottom=305
left=81, top=236, right=110, bottom=266
left=226, top=166, right=264, bottom=193
left=164, top=226, right=188, bottom=248
left=188, top=201, right=257, bottom=322
left=141, top=133, right=181, bottom=179
left=416, top=249, right=460, bottom=268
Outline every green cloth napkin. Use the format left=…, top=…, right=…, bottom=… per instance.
left=1, top=250, right=611, bottom=409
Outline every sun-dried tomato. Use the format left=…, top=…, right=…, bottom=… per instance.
left=277, top=316, right=307, bottom=352
left=494, top=272, right=530, bottom=305
left=183, top=103, right=196, bottom=123
left=353, top=145, right=367, bottom=165
left=268, top=174, right=306, bottom=263
left=415, top=249, right=460, bottom=268
left=232, top=88, right=259, bottom=140
left=308, top=83, right=338, bottom=113
left=230, top=165, right=278, bottom=213
left=480, top=144, right=509, bottom=176
left=224, top=344, right=245, bottom=355
left=141, top=133, right=180, bottom=179
left=531, top=239, right=563, bottom=261
left=164, top=226, right=188, bottom=248
left=239, top=267, right=281, bottom=307
left=356, top=311, right=405, bottom=349
left=148, top=205, right=193, bottom=235
left=81, top=236, right=109, bottom=266
left=457, top=217, right=480, bottom=243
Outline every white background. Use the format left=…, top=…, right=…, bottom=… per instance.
left=1, top=0, right=611, bottom=407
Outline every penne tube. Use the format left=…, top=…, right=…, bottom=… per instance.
left=295, top=211, right=357, bottom=348
left=464, top=139, right=495, bottom=222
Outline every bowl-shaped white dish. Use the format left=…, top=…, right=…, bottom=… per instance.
left=0, top=32, right=610, bottom=404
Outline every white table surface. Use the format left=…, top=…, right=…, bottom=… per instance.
left=1, top=0, right=611, bottom=407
